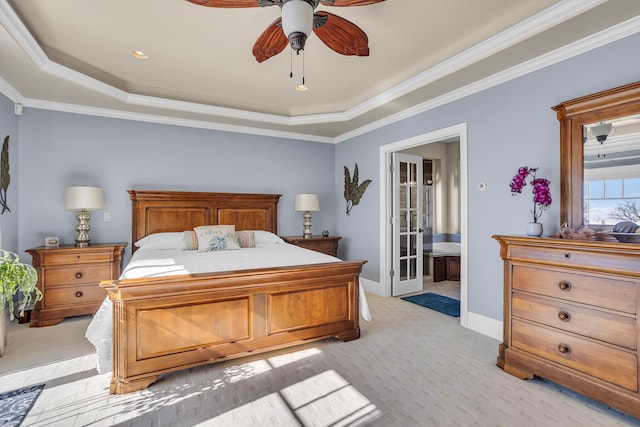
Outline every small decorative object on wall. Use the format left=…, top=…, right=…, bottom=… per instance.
left=344, top=163, right=372, bottom=215
left=1, top=135, right=10, bottom=214
left=509, top=166, right=552, bottom=236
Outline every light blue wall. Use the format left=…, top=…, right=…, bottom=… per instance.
left=0, top=93, right=19, bottom=253
left=335, top=32, right=640, bottom=320
left=9, top=32, right=640, bottom=322
left=16, top=110, right=337, bottom=262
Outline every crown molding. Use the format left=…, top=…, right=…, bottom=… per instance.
left=20, top=98, right=333, bottom=143
left=334, top=14, right=640, bottom=143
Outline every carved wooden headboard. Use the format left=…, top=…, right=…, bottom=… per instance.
left=128, top=190, right=281, bottom=252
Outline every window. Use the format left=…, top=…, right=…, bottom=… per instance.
left=584, top=177, right=640, bottom=225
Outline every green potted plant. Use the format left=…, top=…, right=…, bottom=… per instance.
left=0, top=249, right=40, bottom=357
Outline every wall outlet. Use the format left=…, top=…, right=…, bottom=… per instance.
left=104, top=212, right=111, bottom=222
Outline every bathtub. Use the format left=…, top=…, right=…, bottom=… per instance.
left=432, top=241, right=461, bottom=255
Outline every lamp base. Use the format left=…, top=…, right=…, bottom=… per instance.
left=302, top=211, right=313, bottom=239
left=74, top=210, right=92, bottom=247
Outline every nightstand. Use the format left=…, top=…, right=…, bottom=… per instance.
left=26, top=242, right=127, bottom=327
left=281, top=235, right=341, bottom=257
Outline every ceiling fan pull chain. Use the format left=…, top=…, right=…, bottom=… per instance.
left=290, top=48, right=294, bottom=79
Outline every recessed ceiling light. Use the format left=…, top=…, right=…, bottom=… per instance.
left=131, top=50, right=149, bottom=60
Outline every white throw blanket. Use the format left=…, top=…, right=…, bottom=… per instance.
left=86, top=241, right=371, bottom=373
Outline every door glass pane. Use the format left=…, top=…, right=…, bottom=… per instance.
left=400, top=259, right=407, bottom=281
left=400, top=162, right=407, bottom=185
left=409, top=258, right=416, bottom=280
left=410, top=186, right=417, bottom=209
left=400, top=209, right=407, bottom=232
left=410, top=234, right=416, bottom=256
left=410, top=163, right=417, bottom=184
left=400, top=234, right=407, bottom=257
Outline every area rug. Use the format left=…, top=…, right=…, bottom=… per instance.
left=401, top=292, right=460, bottom=317
left=0, top=384, right=45, bottom=427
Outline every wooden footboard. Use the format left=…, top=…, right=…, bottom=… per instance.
left=101, top=260, right=365, bottom=394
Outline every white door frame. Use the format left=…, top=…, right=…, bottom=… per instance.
left=378, top=123, right=469, bottom=327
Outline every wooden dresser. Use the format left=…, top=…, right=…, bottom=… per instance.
left=281, top=235, right=341, bottom=257
left=493, top=235, right=639, bottom=418
left=26, top=242, right=127, bottom=327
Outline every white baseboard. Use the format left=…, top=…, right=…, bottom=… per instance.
left=359, top=277, right=503, bottom=342
left=359, top=277, right=387, bottom=297
left=466, top=311, right=503, bottom=342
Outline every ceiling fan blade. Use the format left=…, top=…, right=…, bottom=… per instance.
left=313, top=12, right=369, bottom=56
left=320, top=0, right=385, bottom=6
left=185, top=0, right=261, bottom=7
left=253, top=18, right=288, bottom=63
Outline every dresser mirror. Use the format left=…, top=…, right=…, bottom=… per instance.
left=553, top=81, right=640, bottom=230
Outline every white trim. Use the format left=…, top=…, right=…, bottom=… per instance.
left=0, top=0, right=627, bottom=139
left=335, top=15, right=640, bottom=143
left=19, top=98, right=333, bottom=143
left=467, top=312, right=503, bottom=342
left=379, top=123, right=469, bottom=327
left=359, top=277, right=384, bottom=297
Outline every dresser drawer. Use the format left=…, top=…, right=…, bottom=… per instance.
left=44, top=284, right=107, bottom=308
left=44, top=264, right=113, bottom=286
left=512, top=265, right=636, bottom=314
left=512, top=319, right=638, bottom=391
left=41, top=251, right=113, bottom=266
left=512, top=292, right=636, bottom=350
left=509, top=244, right=640, bottom=274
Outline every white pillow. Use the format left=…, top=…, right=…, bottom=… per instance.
left=194, top=225, right=240, bottom=252
left=242, top=230, right=284, bottom=247
left=134, top=232, right=185, bottom=250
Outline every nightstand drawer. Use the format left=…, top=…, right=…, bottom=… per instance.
left=44, top=264, right=113, bottom=286
left=512, top=319, right=638, bottom=391
left=512, top=265, right=636, bottom=314
left=42, top=251, right=113, bottom=265
left=512, top=292, right=636, bottom=349
left=44, top=284, right=107, bottom=308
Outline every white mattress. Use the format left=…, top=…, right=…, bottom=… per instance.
left=86, top=240, right=370, bottom=373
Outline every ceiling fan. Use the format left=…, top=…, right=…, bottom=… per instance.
left=186, top=0, right=385, bottom=63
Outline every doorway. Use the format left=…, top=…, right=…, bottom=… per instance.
left=379, top=123, right=468, bottom=327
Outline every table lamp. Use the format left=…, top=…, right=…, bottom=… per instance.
left=295, top=194, right=319, bottom=239
left=64, top=186, right=104, bottom=247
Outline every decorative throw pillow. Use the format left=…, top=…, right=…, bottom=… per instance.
left=182, top=230, right=198, bottom=251
left=194, top=225, right=239, bottom=252
left=235, top=231, right=256, bottom=248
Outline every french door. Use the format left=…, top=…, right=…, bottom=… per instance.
left=391, top=153, right=424, bottom=296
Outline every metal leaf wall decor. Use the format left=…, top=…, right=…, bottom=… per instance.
left=344, top=163, right=371, bottom=215
left=1, top=136, right=10, bottom=214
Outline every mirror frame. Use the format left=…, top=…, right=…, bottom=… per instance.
left=552, top=81, right=640, bottom=230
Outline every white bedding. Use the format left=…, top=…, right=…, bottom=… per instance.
left=86, top=240, right=371, bottom=373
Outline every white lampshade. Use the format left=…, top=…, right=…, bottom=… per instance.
left=295, top=194, right=319, bottom=212
left=282, top=0, right=313, bottom=39
left=64, top=186, right=104, bottom=211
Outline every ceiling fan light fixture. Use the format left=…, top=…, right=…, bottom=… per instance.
left=281, top=0, right=314, bottom=53
left=591, top=123, right=614, bottom=143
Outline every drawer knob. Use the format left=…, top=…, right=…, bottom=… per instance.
left=558, top=311, right=571, bottom=322
left=75, top=291, right=83, bottom=298
left=75, top=272, right=83, bottom=279
left=558, top=343, right=571, bottom=354
left=558, top=280, right=572, bottom=291
left=564, top=252, right=571, bottom=259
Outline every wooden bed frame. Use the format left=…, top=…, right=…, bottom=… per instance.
left=101, top=190, right=365, bottom=394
